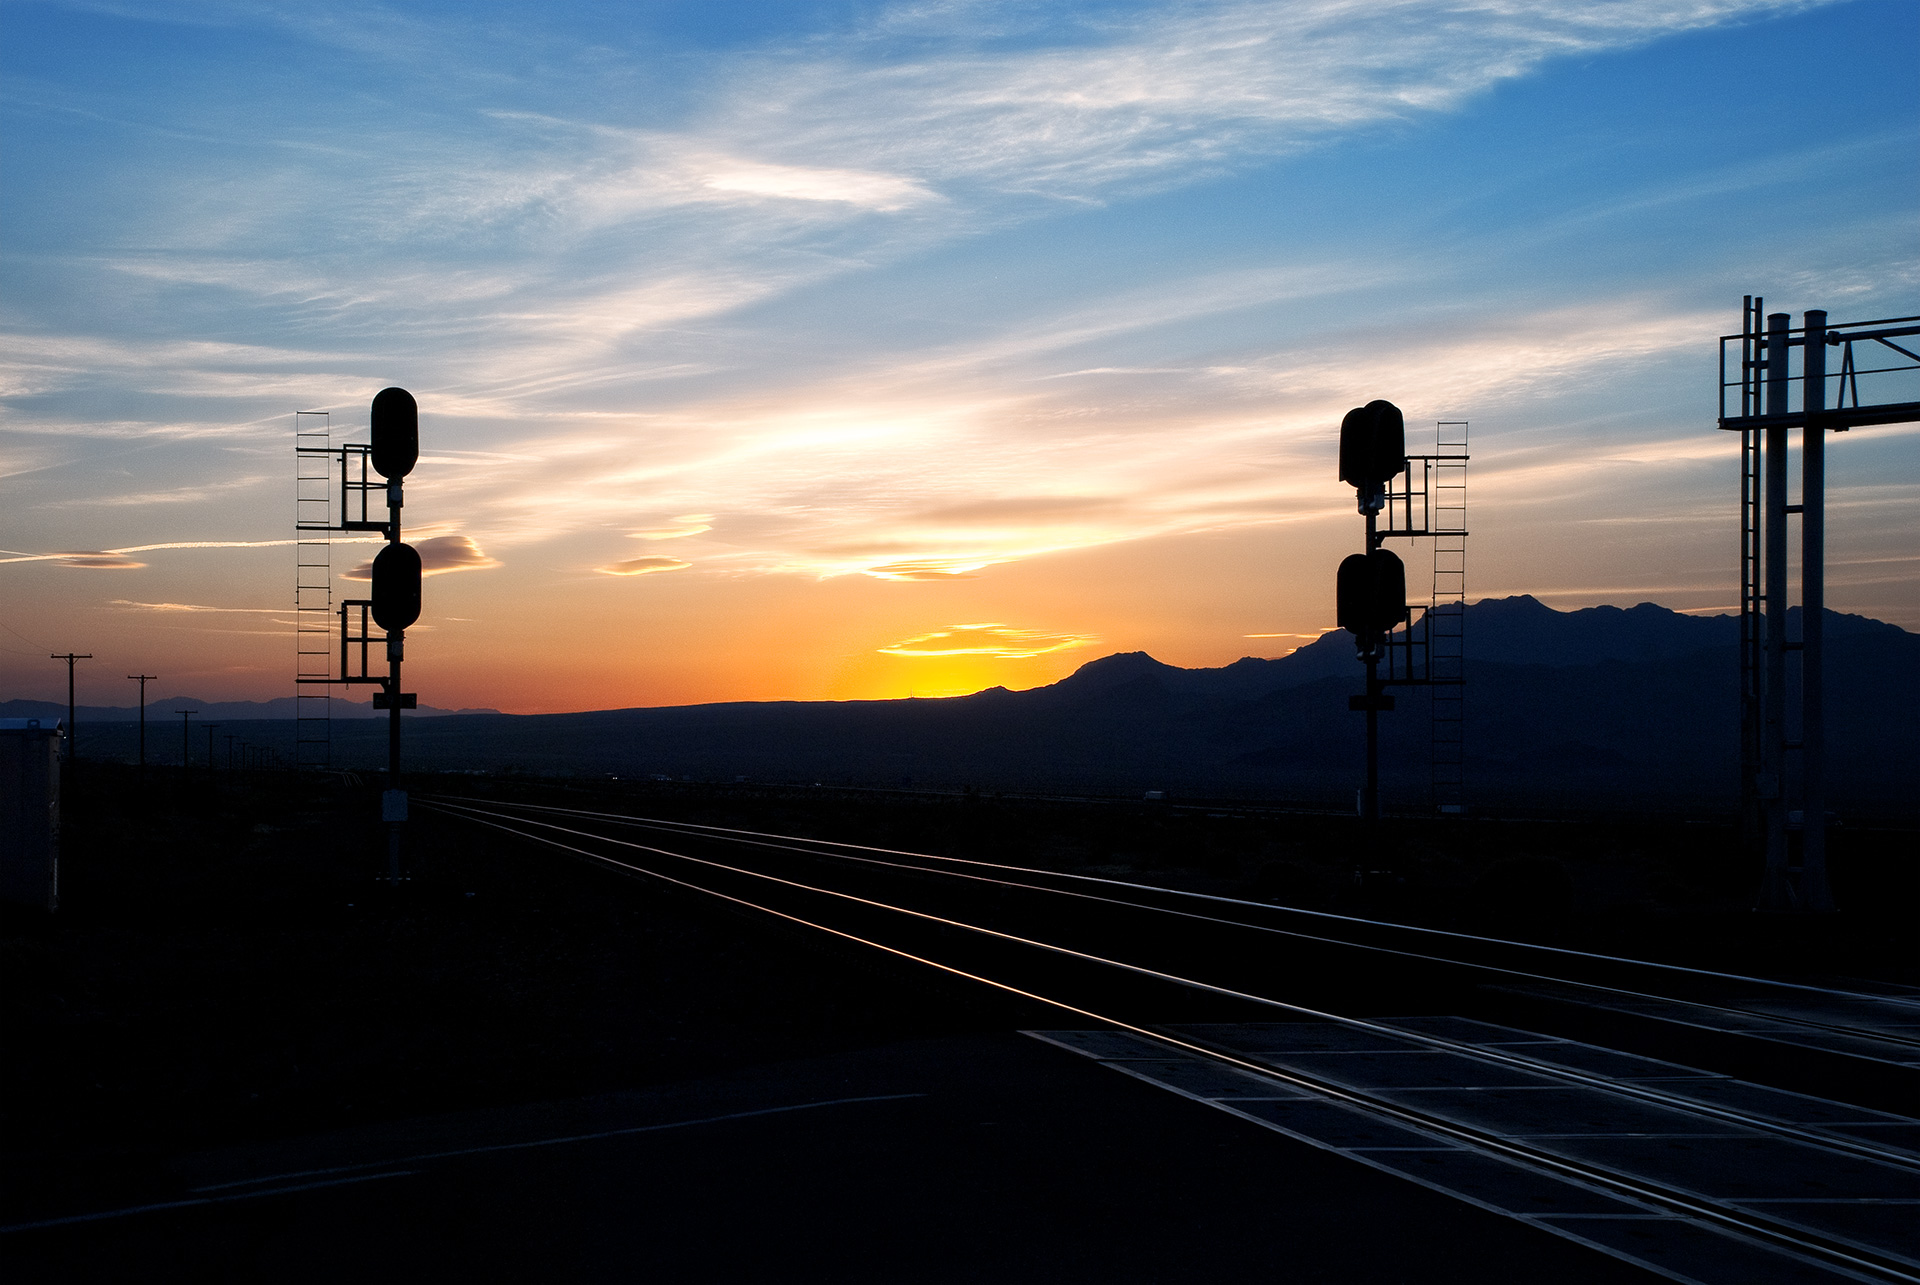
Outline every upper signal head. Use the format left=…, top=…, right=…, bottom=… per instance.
left=1337, top=399, right=1406, bottom=487
left=370, top=387, right=418, bottom=479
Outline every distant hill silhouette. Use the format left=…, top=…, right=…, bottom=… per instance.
left=979, top=596, right=1752, bottom=702
left=33, top=597, right=1916, bottom=816
left=0, top=695, right=499, bottom=722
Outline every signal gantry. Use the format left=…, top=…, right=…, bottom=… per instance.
left=297, top=387, right=423, bottom=881
left=1720, top=299, right=1919, bottom=912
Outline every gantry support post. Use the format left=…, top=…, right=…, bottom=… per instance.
left=1759, top=312, right=1793, bottom=910
left=1799, top=311, right=1833, bottom=911
left=383, top=469, right=406, bottom=885
left=1362, top=510, right=1381, bottom=825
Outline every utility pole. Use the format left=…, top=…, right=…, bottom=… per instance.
left=204, top=723, right=221, bottom=771
left=225, top=732, right=236, bottom=770
left=50, top=653, right=92, bottom=761
left=178, top=709, right=197, bottom=769
left=128, top=673, right=157, bottom=767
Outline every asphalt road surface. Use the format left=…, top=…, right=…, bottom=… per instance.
left=7, top=1032, right=1659, bottom=1283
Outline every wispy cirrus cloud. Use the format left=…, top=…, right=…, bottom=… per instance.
left=700, top=158, right=940, bottom=211
left=629, top=514, right=713, bottom=540
left=10, top=0, right=1911, bottom=709
left=879, top=622, right=1099, bottom=659
left=7, top=0, right=1834, bottom=410
left=55, top=476, right=270, bottom=507
left=341, top=534, right=500, bottom=580
left=51, top=551, right=146, bottom=569
left=597, top=555, right=690, bottom=577
left=699, top=1, right=1835, bottom=203
left=864, top=559, right=992, bottom=581
left=399, top=289, right=1749, bottom=585
left=0, top=537, right=385, bottom=565
left=111, top=599, right=282, bottom=612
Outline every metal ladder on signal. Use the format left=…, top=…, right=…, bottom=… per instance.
left=294, top=411, right=332, bottom=771
left=1736, top=296, right=1766, bottom=829
left=1429, top=422, right=1468, bottom=812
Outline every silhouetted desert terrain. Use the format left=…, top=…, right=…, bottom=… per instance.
left=20, top=597, right=1912, bottom=816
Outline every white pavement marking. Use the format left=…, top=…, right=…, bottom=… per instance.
left=0, top=1171, right=416, bottom=1234
left=1028, top=1027, right=1917, bottom=1283
left=2, top=1093, right=927, bottom=1235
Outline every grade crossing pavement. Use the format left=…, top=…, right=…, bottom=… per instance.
left=1037, top=1017, right=1919, bottom=1284
left=5, top=1033, right=1684, bottom=1283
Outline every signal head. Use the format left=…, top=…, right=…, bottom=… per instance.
left=370, top=387, right=418, bottom=479
left=1336, top=547, right=1408, bottom=640
left=1337, top=399, right=1407, bottom=489
left=371, top=541, right=422, bottom=631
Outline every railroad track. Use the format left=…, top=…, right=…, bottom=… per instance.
left=425, top=794, right=1920, bottom=1285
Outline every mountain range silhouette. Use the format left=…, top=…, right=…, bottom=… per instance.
left=14, top=596, right=1913, bottom=815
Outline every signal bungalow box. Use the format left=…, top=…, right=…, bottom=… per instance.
left=0, top=718, right=62, bottom=912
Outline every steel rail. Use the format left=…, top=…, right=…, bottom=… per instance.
left=446, top=797, right=1920, bottom=1055
left=432, top=795, right=1920, bottom=1036
left=424, top=798, right=1919, bottom=1284
left=426, top=799, right=1920, bottom=1172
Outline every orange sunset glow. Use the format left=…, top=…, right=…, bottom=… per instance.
left=3, top=2, right=1915, bottom=715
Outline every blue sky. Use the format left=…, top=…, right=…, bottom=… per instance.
left=3, top=0, right=1916, bottom=710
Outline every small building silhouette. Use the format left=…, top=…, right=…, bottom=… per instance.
left=1, top=717, right=62, bottom=911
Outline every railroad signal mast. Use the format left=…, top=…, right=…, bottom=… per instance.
left=297, top=387, right=423, bottom=882
left=1335, top=401, right=1470, bottom=822
left=1720, top=300, right=1920, bottom=913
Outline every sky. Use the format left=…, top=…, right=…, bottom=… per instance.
left=2, top=0, right=1916, bottom=714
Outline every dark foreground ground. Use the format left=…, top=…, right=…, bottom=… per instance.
left=4, top=764, right=1914, bottom=1279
